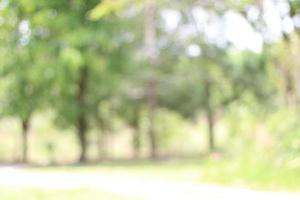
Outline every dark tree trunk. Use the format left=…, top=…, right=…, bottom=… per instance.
left=78, top=114, right=87, bottom=163
left=133, top=129, right=141, bottom=159
left=97, top=130, right=107, bottom=160
left=95, top=112, right=108, bottom=160
left=144, top=0, right=158, bottom=159
left=285, top=72, right=296, bottom=107
left=206, top=105, right=215, bottom=152
left=275, top=60, right=296, bottom=107
left=147, top=79, right=157, bottom=159
left=132, top=105, right=141, bottom=159
left=21, top=117, right=30, bottom=163
left=77, top=67, right=88, bottom=163
left=204, top=80, right=215, bottom=152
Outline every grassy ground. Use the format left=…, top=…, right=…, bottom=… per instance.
left=0, top=188, right=138, bottom=200
left=1, top=158, right=300, bottom=199
left=200, top=159, right=300, bottom=191
left=27, top=158, right=300, bottom=192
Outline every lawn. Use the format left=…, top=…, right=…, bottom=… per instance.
left=1, top=158, right=300, bottom=200
left=0, top=188, right=139, bottom=200
left=27, top=158, right=300, bottom=191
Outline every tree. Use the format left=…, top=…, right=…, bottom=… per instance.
left=0, top=1, right=55, bottom=163
left=143, top=0, right=159, bottom=159
left=38, top=0, right=131, bottom=163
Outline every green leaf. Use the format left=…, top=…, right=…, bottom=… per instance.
left=60, top=47, right=83, bottom=69
left=88, top=0, right=124, bottom=20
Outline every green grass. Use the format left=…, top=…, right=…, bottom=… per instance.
left=0, top=188, right=138, bottom=200
left=27, top=158, right=300, bottom=192
left=200, top=158, right=300, bottom=192
left=2, top=158, right=300, bottom=200
left=28, top=159, right=204, bottom=182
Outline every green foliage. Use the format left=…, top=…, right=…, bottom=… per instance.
left=89, top=0, right=124, bottom=20
left=60, top=47, right=84, bottom=69
left=267, top=109, right=300, bottom=159
left=290, top=0, right=300, bottom=16
left=1, top=0, right=300, bottom=186
left=155, top=109, right=187, bottom=149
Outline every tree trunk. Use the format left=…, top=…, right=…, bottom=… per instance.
left=206, top=105, right=215, bottom=152
left=132, top=105, right=141, bottom=159
left=275, top=58, right=296, bottom=107
left=77, top=67, right=88, bottom=163
left=144, top=0, right=158, bottom=159
left=285, top=72, right=296, bottom=107
left=21, top=117, right=30, bottom=163
left=97, top=130, right=107, bottom=160
left=204, top=80, right=215, bottom=152
left=96, top=112, right=108, bottom=160
left=133, top=129, right=141, bottom=159
left=147, top=79, right=157, bottom=158
left=78, top=115, right=87, bottom=163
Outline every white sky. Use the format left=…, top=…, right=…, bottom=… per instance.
left=224, top=11, right=263, bottom=53
left=18, top=20, right=31, bottom=46
left=15, top=0, right=296, bottom=55
left=161, top=0, right=295, bottom=55
left=186, top=44, right=202, bottom=57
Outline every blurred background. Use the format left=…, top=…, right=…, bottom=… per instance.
left=1, top=0, right=300, bottom=199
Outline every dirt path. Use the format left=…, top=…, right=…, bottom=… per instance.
left=0, top=166, right=299, bottom=200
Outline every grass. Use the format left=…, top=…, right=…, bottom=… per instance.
left=26, top=157, right=300, bottom=192
left=27, top=159, right=205, bottom=182
left=0, top=188, right=139, bottom=200
left=200, top=158, right=300, bottom=192
left=1, top=158, right=300, bottom=199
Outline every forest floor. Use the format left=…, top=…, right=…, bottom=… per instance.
left=0, top=160, right=300, bottom=200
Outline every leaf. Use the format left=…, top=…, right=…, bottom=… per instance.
left=60, top=47, right=83, bottom=69
left=19, top=0, right=36, bottom=14
left=88, top=0, right=145, bottom=20
left=88, top=0, right=124, bottom=20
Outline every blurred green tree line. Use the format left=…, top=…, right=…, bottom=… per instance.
left=0, top=0, right=300, bottom=164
